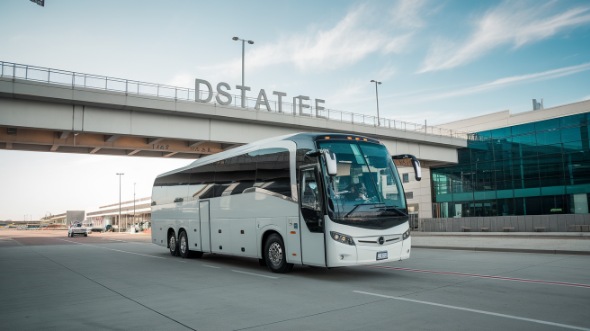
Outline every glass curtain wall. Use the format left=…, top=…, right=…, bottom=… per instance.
left=431, top=113, right=590, bottom=217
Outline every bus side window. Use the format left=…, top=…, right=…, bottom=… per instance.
left=254, top=148, right=291, bottom=198
left=153, top=173, right=190, bottom=205
left=300, top=168, right=323, bottom=233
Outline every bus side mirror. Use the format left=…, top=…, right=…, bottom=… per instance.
left=322, top=150, right=338, bottom=176
left=412, top=157, right=422, bottom=181
left=393, top=154, right=422, bottom=181
left=305, top=149, right=338, bottom=176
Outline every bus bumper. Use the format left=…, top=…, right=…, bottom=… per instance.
left=326, top=233, right=411, bottom=267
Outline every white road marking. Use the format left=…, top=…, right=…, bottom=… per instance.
left=57, top=238, right=177, bottom=260
left=371, top=266, right=590, bottom=289
left=203, top=264, right=221, bottom=269
left=354, top=290, right=590, bottom=331
left=231, top=269, right=279, bottom=279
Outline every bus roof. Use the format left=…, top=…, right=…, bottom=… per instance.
left=155, top=132, right=379, bottom=178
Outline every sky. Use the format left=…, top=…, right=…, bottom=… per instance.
left=1, top=0, right=590, bottom=221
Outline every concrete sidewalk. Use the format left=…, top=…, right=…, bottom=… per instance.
left=412, top=232, right=590, bottom=255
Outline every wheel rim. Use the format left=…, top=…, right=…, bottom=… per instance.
left=268, top=242, right=283, bottom=266
left=169, top=235, right=176, bottom=252
left=180, top=235, right=187, bottom=255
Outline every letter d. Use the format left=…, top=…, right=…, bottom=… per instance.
left=195, top=79, right=213, bottom=103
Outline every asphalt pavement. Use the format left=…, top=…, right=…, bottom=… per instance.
left=1, top=229, right=589, bottom=331
left=0, top=230, right=590, bottom=331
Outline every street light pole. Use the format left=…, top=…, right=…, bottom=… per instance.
left=232, top=36, right=254, bottom=87
left=133, top=182, right=136, bottom=231
left=370, top=80, right=382, bottom=126
left=116, top=173, right=124, bottom=232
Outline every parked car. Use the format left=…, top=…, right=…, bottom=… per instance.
left=68, top=222, right=90, bottom=237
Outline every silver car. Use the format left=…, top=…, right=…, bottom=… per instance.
left=68, top=222, right=90, bottom=237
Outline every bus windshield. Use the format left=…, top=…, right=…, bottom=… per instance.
left=317, top=140, right=408, bottom=228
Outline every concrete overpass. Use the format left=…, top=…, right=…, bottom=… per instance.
left=0, top=61, right=466, bottom=165
left=0, top=61, right=470, bottom=219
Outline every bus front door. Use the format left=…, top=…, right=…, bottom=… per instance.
left=199, top=200, right=211, bottom=253
left=299, top=167, right=326, bottom=267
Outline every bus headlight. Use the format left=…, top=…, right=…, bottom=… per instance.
left=330, top=231, right=355, bottom=246
left=402, top=229, right=410, bottom=240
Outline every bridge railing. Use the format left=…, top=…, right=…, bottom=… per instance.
left=1, top=61, right=469, bottom=140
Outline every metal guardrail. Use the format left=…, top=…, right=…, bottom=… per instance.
left=417, top=215, right=590, bottom=232
left=1, top=61, right=469, bottom=140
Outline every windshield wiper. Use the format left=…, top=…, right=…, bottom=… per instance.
left=344, top=203, right=369, bottom=218
left=378, top=205, right=407, bottom=216
left=344, top=203, right=384, bottom=218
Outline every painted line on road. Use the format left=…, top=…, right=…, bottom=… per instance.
left=100, top=237, right=151, bottom=245
left=354, top=290, right=590, bottom=331
left=371, top=266, right=590, bottom=289
left=231, top=269, right=279, bottom=279
left=102, top=238, right=129, bottom=243
left=57, top=238, right=184, bottom=261
left=203, top=264, right=221, bottom=269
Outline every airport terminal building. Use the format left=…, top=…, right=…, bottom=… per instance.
left=418, top=99, right=590, bottom=231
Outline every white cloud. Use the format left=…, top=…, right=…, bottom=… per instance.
left=165, top=73, right=195, bottom=88
left=196, top=2, right=427, bottom=77
left=321, top=62, right=399, bottom=113
left=419, top=1, right=590, bottom=73
left=256, top=5, right=407, bottom=72
left=376, top=64, right=398, bottom=81
left=381, top=33, right=414, bottom=55
left=324, top=80, right=370, bottom=110
left=420, top=62, right=590, bottom=101
left=389, top=0, right=429, bottom=29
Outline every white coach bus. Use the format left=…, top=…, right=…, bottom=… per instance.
left=151, top=133, right=421, bottom=273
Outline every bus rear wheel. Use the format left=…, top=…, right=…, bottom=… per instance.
left=168, top=232, right=179, bottom=256
left=264, top=234, right=293, bottom=273
left=179, top=231, right=189, bottom=258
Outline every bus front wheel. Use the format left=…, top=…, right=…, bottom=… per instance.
left=168, top=232, right=179, bottom=256
left=264, top=234, right=293, bottom=273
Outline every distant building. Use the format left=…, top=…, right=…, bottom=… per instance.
left=86, top=197, right=152, bottom=230
left=424, top=99, right=590, bottom=231
left=47, top=197, right=151, bottom=231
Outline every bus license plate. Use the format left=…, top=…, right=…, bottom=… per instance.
left=376, top=251, right=388, bottom=260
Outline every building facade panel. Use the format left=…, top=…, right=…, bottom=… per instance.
left=432, top=111, right=590, bottom=218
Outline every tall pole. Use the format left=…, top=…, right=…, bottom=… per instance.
left=370, top=80, right=382, bottom=126
left=116, top=173, right=124, bottom=232
left=133, top=182, right=136, bottom=230
left=232, top=36, right=254, bottom=87
left=241, top=39, right=245, bottom=87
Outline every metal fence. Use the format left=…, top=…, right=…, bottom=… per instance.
left=0, top=61, right=469, bottom=140
left=418, top=215, right=590, bottom=232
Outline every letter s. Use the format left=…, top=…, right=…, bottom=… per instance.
left=216, top=82, right=232, bottom=106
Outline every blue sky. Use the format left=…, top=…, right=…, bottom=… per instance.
left=1, top=0, right=590, bottom=220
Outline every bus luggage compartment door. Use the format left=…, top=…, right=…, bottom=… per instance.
left=199, top=201, right=211, bottom=253
left=286, top=217, right=302, bottom=264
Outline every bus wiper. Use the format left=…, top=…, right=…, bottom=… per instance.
left=379, top=206, right=408, bottom=216
left=344, top=203, right=382, bottom=218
